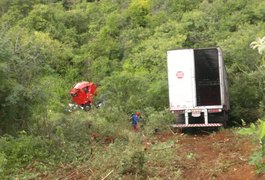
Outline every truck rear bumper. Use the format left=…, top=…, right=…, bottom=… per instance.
left=172, top=108, right=227, bottom=128
left=172, top=123, right=223, bottom=128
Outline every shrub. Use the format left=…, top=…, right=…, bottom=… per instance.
left=238, top=119, right=265, bottom=173
left=0, top=152, right=7, bottom=175
left=121, top=151, right=145, bottom=175
left=0, top=131, right=50, bottom=177
left=143, top=107, right=175, bottom=135
left=119, top=132, right=147, bottom=178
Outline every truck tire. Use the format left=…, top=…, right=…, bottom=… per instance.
left=83, top=104, right=91, bottom=111
left=223, top=111, right=228, bottom=128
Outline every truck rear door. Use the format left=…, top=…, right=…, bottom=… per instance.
left=167, top=49, right=196, bottom=110
left=194, top=48, right=221, bottom=106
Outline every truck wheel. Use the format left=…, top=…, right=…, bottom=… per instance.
left=223, top=111, right=228, bottom=128
left=95, top=100, right=103, bottom=108
left=83, top=104, right=91, bottom=111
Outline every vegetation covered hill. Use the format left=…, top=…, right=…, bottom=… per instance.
left=0, top=0, right=264, bottom=179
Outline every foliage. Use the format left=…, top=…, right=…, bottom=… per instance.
left=100, top=72, right=149, bottom=113
left=145, top=140, right=181, bottom=178
left=120, top=132, right=146, bottom=176
left=238, top=119, right=265, bottom=173
left=250, top=36, right=265, bottom=55
left=0, top=131, right=50, bottom=178
left=0, top=0, right=265, bottom=178
left=143, top=107, right=175, bottom=135
left=0, top=114, right=96, bottom=178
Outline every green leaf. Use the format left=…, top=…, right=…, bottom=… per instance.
left=238, top=123, right=256, bottom=135
left=258, top=120, right=265, bottom=140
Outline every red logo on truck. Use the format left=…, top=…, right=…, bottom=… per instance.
left=176, top=71, right=184, bottom=79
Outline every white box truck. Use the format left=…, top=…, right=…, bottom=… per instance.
left=167, top=47, right=229, bottom=127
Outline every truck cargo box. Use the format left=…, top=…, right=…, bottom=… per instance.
left=167, top=48, right=229, bottom=127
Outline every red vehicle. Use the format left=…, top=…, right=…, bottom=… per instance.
left=69, top=81, right=97, bottom=111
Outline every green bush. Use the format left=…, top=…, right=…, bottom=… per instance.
left=0, top=131, right=50, bottom=177
left=0, top=114, right=96, bottom=178
left=119, top=132, right=146, bottom=178
left=0, top=152, right=7, bottom=175
left=121, top=151, right=145, bottom=175
left=238, top=119, right=265, bottom=173
left=143, top=108, right=175, bottom=135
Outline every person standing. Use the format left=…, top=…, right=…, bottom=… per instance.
left=130, top=111, right=141, bottom=132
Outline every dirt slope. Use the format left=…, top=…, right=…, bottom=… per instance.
left=164, top=128, right=265, bottom=180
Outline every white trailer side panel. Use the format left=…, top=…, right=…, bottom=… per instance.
left=167, top=49, right=196, bottom=110
left=218, top=48, right=230, bottom=110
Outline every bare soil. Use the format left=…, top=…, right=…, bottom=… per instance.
left=157, top=128, right=265, bottom=180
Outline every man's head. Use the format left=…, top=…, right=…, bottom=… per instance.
left=136, top=111, right=141, bottom=116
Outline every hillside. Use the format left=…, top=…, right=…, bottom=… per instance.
left=14, top=128, right=265, bottom=179
left=0, top=0, right=265, bottom=179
